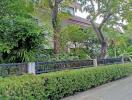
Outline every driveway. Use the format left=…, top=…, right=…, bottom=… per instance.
left=62, top=76, right=132, bottom=100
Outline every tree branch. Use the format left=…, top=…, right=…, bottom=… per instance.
left=98, top=13, right=112, bottom=30
left=89, top=19, right=104, bottom=42
left=97, top=0, right=100, bottom=13
left=89, top=0, right=95, bottom=14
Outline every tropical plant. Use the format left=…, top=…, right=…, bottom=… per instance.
left=0, top=0, right=45, bottom=63
left=60, top=25, right=100, bottom=58
left=60, top=25, right=88, bottom=51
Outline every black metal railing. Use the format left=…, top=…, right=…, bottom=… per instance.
left=35, top=58, right=123, bottom=74
left=97, top=58, right=122, bottom=65
left=0, top=57, right=124, bottom=76
left=0, top=63, right=27, bottom=77
left=35, top=60, right=93, bottom=74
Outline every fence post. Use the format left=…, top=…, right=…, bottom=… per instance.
left=93, top=59, right=97, bottom=67
left=27, top=62, right=36, bottom=75
left=121, top=56, right=124, bottom=64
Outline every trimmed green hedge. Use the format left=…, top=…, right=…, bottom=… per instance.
left=0, top=64, right=132, bottom=100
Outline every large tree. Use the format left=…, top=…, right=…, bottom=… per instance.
left=29, top=0, right=74, bottom=54
left=78, top=0, right=131, bottom=58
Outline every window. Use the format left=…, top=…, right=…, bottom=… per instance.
left=61, top=7, right=75, bottom=15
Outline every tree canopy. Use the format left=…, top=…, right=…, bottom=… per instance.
left=78, top=0, right=132, bottom=58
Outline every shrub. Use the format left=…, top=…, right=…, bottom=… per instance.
left=0, top=64, right=132, bottom=100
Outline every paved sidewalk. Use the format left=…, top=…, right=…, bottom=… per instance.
left=62, top=76, right=132, bottom=100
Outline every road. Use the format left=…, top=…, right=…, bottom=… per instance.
left=62, top=76, right=132, bottom=100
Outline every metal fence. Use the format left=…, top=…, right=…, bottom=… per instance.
left=35, top=60, right=94, bottom=74
left=35, top=58, right=123, bottom=74
left=0, top=57, right=124, bottom=77
left=0, top=63, right=27, bottom=77
left=97, top=57, right=123, bottom=65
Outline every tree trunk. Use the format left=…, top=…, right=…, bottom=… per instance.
left=54, top=28, right=61, bottom=54
left=51, top=1, right=61, bottom=54
left=100, top=40, right=108, bottom=59
left=98, top=29, right=108, bottom=59
left=88, top=13, right=112, bottom=59
left=90, top=20, right=108, bottom=59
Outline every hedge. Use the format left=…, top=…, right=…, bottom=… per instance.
left=0, top=64, right=132, bottom=100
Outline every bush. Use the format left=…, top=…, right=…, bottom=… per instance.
left=0, top=64, right=132, bottom=100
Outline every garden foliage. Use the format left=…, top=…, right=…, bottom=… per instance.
left=0, top=0, right=44, bottom=63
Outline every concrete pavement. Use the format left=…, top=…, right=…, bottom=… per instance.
left=62, top=76, right=132, bottom=100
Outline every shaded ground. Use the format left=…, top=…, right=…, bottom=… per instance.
left=62, top=76, right=132, bottom=100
